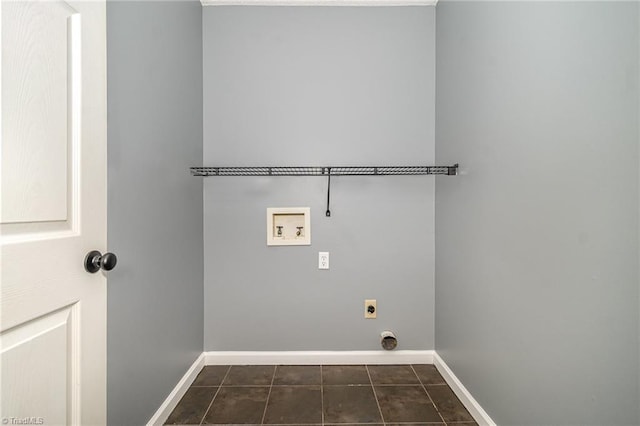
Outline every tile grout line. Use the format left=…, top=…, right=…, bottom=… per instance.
left=196, top=383, right=448, bottom=387
left=197, top=365, right=231, bottom=426
left=204, top=384, right=337, bottom=388
left=260, top=365, right=277, bottom=425
left=320, top=365, right=325, bottom=426
left=365, top=365, right=386, bottom=425
left=410, top=364, right=447, bottom=425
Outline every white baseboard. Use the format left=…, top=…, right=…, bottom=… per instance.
left=146, top=352, right=206, bottom=426
left=433, top=352, right=496, bottom=426
left=204, top=350, right=434, bottom=365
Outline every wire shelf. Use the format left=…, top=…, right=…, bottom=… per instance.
left=191, top=164, right=459, bottom=217
left=190, top=165, right=458, bottom=177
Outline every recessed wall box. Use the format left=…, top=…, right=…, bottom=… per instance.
left=267, top=207, right=311, bottom=246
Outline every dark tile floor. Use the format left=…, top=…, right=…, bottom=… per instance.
left=165, top=364, right=477, bottom=425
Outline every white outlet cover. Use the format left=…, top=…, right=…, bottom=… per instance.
left=267, top=207, right=311, bottom=246
left=319, top=252, right=329, bottom=269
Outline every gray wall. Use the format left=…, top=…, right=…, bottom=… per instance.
left=203, top=7, right=436, bottom=350
left=107, top=2, right=203, bottom=424
left=435, top=2, right=640, bottom=425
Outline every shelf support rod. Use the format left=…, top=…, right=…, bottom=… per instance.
left=326, top=167, right=331, bottom=217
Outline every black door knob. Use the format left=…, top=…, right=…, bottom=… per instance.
left=84, top=250, right=118, bottom=273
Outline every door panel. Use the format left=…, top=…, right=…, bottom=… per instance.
left=2, top=1, right=81, bottom=239
left=1, top=1, right=78, bottom=225
left=1, top=0, right=107, bottom=424
left=1, top=304, right=79, bottom=424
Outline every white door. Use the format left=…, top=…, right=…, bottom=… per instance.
left=1, top=0, right=107, bottom=424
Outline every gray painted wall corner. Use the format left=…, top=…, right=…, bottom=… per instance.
left=637, top=1, right=640, bottom=417
left=435, top=1, right=640, bottom=424
left=107, top=1, right=203, bottom=424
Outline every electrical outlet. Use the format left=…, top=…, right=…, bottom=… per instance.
left=319, top=252, right=329, bottom=269
left=365, top=299, right=377, bottom=319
